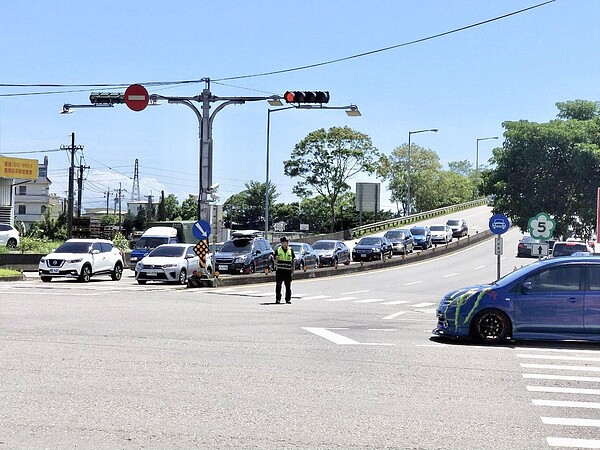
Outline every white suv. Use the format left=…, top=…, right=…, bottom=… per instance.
left=39, top=239, right=124, bottom=283
left=0, top=223, right=20, bottom=248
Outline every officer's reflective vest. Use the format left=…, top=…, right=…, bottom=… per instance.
left=276, top=247, right=293, bottom=271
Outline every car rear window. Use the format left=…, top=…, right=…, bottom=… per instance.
left=430, top=226, right=445, bottom=231
left=552, top=243, right=589, bottom=257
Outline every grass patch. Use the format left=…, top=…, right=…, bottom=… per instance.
left=0, top=268, right=22, bottom=278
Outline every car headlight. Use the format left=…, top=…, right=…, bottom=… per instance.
left=162, top=263, right=177, bottom=268
left=135, top=261, right=143, bottom=270
left=68, top=258, right=82, bottom=263
left=372, top=248, right=381, bottom=252
left=130, top=256, right=138, bottom=262
left=324, top=252, right=333, bottom=258
left=234, top=256, right=247, bottom=263
left=40, top=258, right=46, bottom=263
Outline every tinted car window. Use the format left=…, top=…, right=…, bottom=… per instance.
left=100, top=242, right=113, bottom=253
left=54, top=241, right=93, bottom=253
left=220, top=239, right=253, bottom=253
left=186, top=247, right=196, bottom=258
left=150, top=246, right=186, bottom=257
left=527, top=266, right=581, bottom=292
left=430, top=225, right=445, bottom=231
left=552, top=243, right=589, bottom=257
left=92, top=242, right=102, bottom=253
left=411, top=227, right=426, bottom=235
left=359, top=237, right=381, bottom=245
left=313, top=241, right=335, bottom=250
left=0, top=224, right=9, bottom=231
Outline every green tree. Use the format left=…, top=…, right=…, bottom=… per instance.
left=378, top=143, right=442, bottom=215
left=180, top=195, right=198, bottom=220
left=157, top=191, right=167, bottom=221
left=556, top=99, right=599, bottom=121
left=164, top=194, right=180, bottom=220
left=448, top=160, right=474, bottom=178
left=482, top=101, right=600, bottom=237
left=223, top=181, right=278, bottom=229
left=284, top=126, right=379, bottom=232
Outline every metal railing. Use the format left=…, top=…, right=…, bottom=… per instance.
left=349, top=198, right=488, bottom=239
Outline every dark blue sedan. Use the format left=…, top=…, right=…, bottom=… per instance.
left=434, top=256, right=600, bottom=344
left=410, top=226, right=432, bottom=250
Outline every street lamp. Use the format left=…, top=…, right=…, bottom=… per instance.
left=264, top=104, right=362, bottom=239
left=476, top=136, right=499, bottom=175
left=407, top=128, right=438, bottom=216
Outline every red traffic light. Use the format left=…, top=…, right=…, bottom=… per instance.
left=284, top=91, right=330, bottom=104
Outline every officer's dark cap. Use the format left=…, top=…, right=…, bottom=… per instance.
left=280, top=236, right=288, bottom=242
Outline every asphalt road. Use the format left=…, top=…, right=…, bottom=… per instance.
left=3, top=225, right=600, bottom=449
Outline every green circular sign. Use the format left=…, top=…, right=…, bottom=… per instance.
left=528, top=212, right=556, bottom=240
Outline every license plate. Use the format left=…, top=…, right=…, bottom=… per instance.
left=218, top=265, right=229, bottom=271
left=49, top=268, right=59, bottom=274
left=146, top=270, right=157, bottom=276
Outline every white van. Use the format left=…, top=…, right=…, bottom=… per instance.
left=129, top=226, right=179, bottom=268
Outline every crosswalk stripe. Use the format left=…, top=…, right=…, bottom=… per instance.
left=518, top=354, right=600, bottom=363
left=547, top=437, right=600, bottom=448
left=523, top=373, right=600, bottom=383
left=411, top=302, right=436, bottom=308
left=353, top=299, right=385, bottom=303
left=403, top=281, right=423, bottom=286
left=527, top=386, right=600, bottom=395
left=533, top=399, right=600, bottom=409
left=521, top=364, right=600, bottom=373
left=514, top=347, right=600, bottom=355
left=302, top=295, right=331, bottom=300
left=340, top=290, right=370, bottom=295
left=382, top=300, right=410, bottom=305
left=542, top=417, right=600, bottom=427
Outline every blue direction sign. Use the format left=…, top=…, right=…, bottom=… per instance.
left=192, top=220, right=211, bottom=240
left=489, top=214, right=510, bottom=235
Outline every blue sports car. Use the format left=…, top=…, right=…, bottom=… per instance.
left=434, top=256, right=600, bottom=344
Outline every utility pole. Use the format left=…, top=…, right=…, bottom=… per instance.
left=76, top=157, right=90, bottom=218
left=60, top=132, right=83, bottom=239
left=104, top=188, right=111, bottom=215
left=118, top=183, right=123, bottom=231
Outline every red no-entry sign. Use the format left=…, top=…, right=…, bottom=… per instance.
left=124, top=84, right=149, bottom=112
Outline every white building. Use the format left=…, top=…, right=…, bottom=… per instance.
left=13, top=156, right=61, bottom=230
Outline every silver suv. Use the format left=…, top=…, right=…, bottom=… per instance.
left=39, top=239, right=124, bottom=282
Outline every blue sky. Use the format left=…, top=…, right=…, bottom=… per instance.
left=1, top=0, right=598, bottom=212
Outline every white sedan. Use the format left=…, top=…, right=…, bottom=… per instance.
left=135, top=244, right=212, bottom=285
left=429, top=224, right=453, bottom=244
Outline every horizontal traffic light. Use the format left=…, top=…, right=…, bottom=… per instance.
left=284, top=91, right=330, bottom=104
left=89, top=92, right=124, bottom=105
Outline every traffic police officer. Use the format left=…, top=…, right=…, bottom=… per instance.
left=275, top=236, right=295, bottom=304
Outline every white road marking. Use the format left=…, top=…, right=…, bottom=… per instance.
left=353, top=298, right=385, bottom=303
left=474, top=265, right=486, bottom=270
left=301, top=327, right=394, bottom=346
left=382, top=300, right=410, bottom=305
left=340, top=290, right=370, bottom=295
left=533, top=399, right=600, bottom=409
left=368, top=329, right=398, bottom=332
left=411, top=302, right=436, bottom=308
left=542, top=417, right=600, bottom=427
left=324, top=297, right=356, bottom=302
left=382, top=311, right=407, bottom=320
left=301, top=295, right=332, bottom=300
left=443, top=273, right=457, bottom=278
left=518, top=354, right=600, bottom=363
left=419, top=308, right=437, bottom=314
left=403, top=281, right=423, bottom=286
left=514, top=347, right=600, bottom=355
left=547, top=437, right=600, bottom=448
left=527, top=386, right=600, bottom=395
left=521, top=364, right=600, bottom=373
left=523, top=373, right=600, bottom=382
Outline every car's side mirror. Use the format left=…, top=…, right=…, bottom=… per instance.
left=522, top=281, right=533, bottom=293
left=91, top=249, right=100, bottom=255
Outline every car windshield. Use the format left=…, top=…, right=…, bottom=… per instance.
left=552, top=243, right=589, bottom=257
left=134, top=237, right=169, bottom=249
left=54, top=241, right=92, bottom=253
left=148, top=246, right=185, bottom=258
left=358, top=237, right=381, bottom=245
left=289, top=244, right=303, bottom=253
left=220, top=239, right=253, bottom=253
left=411, top=227, right=426, bottom=235
left=430, top=225, right=445, bottom=231
left=447, top=220, right=460, bottom=226
left=385, top=231, right=404, bottom=238
left=313, top=241, right=335, bottom=250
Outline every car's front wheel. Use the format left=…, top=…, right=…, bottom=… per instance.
left=178, top=269, right=187, bottom=285
left=470, top=309, right=511, bottom=344
left=78, top=265, right=92, bottom=282
left=111, top=262, right=123, bottom=281
left=7, top=238, right=17, bottom=249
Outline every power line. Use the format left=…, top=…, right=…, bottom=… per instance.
left=0, top=1, right=556, bottom=96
